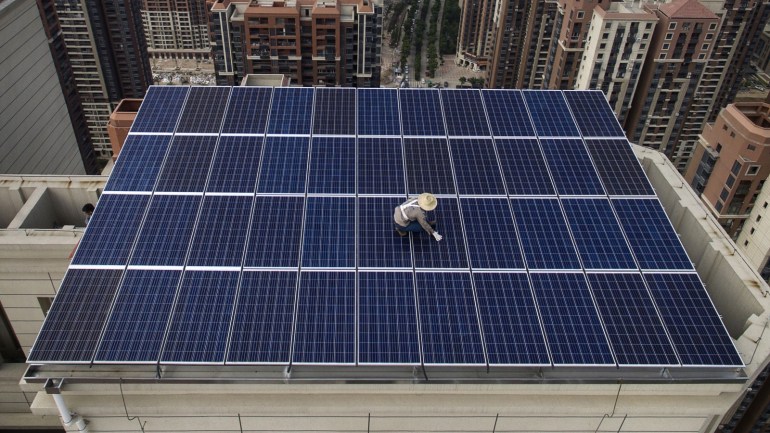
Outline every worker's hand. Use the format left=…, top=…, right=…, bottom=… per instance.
left=432, top=232, right=443, bottom=242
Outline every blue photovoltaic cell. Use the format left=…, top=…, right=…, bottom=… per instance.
left=481, top=90, right=535, bottom=137
left=308, top=137, right=355, bottom=194
left=413, top=198, right=469, bottom=269
left=221, top=87, right=272, bottom=134
left=358, top=197, right=412, bottom=268
left=161, top=271, right=239, bottom=363
left=612, top=199, right=693, bottom=270
left=460, top=198, right=524, bottom=269
left=441, top=89, right=490, bottom=136
left=302, top=197, right=355, bottom=268
left=131, top=86, right=189, bottom=133
left=129, top=195, right=200, bottom=266
left=256, top=137, right=309, bottom=194
left=530, top=273, right=614, bottom=365
left=244, top=196, right=305, bottom=268
left=313, top=88, right=356, bottom=135
left=105, top=135, right=172, bottom=192
left=415, top=272, right=485, bottom=365
left=227, top=271, right=297, bottom=364
left=587, top=273, right=678, bottom=366
left=510, top=198, right=581, bottom=270
left=404, top=138, right=455, bottom=195
left=187, top=196, right=252, bottom=267
left=206, top=136, right=263, bottom=193
left=27, top=269, right=123, bottom=363
left=359, top=272, right=420, bottom=364
left=400, top=89, right=446, bottom=136
left=523, top=91, right=580, bottom=137
left=495, top=139, right=555, bottom=195
left=563, top=91, right=625, bottom=138
left=94, top=270, right=181, bottom=363
left=358, top=138, right=406, bottom=195
left=293, top=271, right=355, bottom=364
left=644, top=273, right=743, bottom=366
left=473, top=272, right=550, bottom=365
left=176, top=86, right=231, bottom=133
left=585, top=139, right=655, bottom=196
left=539, top=139, right=604, bottom=196
left=561, top=199, right=636, bottom=270
left=450, top=139, right=506, bottom=195
left=267, top=87, right=313, bottom=134
left=357, top=88, right=400, bottom=136
left=72, top=194, right=150, bottom=266
left=155, top=135, right=218, bottom=192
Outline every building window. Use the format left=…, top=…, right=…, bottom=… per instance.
left=709, top=22, right=717, bottom=30
left=748, top=144, right=757, bottom=151
left=716, top=143, right=722, bottom=153
left=600, top=43, right=607, bottom=49
left=577, top=11, right=584, bottom=19
left=665, top=33, right=673, bottom=40
left=727, top=175, right=735, bottom=188
left=668, top=22, right=676, bottom=30
left=606, top=22, right=611, bottom=29
left=751, top=227, right=756, bottom=235
left=705, top=33, right=713, bottom=40
left=748, top=165, right=760, bottom=176
left=758, top=215, right=763, bottom=222
left=732, top=161, right=742, bottom=175
left=646, top=23, right=653, bottom=30
left=702, top=43, right=710, bottom=50
left=745, top=240, right=750, bottom=247
left=764, top=202, right=768, bottom=209
left=659, top=53, right=666, bottom=59
left=662, top=43, right=670, bottom=50
left=603, top=32, right=609, bottom=39
left=731, top=132, right=736, bottom=138
left=720, top=188, right=729, bottom=201
left=722, top=125, right=728, bottom=130
left=698, top=54, right=706, bottom=59
left=716, top=201, right=723, bottom=212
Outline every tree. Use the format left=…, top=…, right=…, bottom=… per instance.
left=459, top=76, right=467, bottom=85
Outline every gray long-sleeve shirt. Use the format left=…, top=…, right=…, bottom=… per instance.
left=393, top=198, right=434, bottom=234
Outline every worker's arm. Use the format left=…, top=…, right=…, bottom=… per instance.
left=415, top=211, right=434, bottom=235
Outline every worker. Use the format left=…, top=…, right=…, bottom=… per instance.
left=393, top=193, right=443, bottom=241
left=82, top=203, right=95, bottom=226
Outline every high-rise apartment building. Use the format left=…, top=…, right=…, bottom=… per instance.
left=456, top=0, right=497, bottom=71
left=485, top=0, right=531, bottom=88
left=209, top=0, right=382, bottom=87
left=35, top=0, right=152, bottom=165
left=142, top=0, right=212, bottom=61
left=516, top=0, right=559, bottom=89
left=575, top=3, right=657, bottom=126
left=625, top=0, right=718, bottom=163
left=684, top=102, right=770, bottom=237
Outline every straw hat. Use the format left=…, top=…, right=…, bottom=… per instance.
left=417, top=193, right=438, bottom=211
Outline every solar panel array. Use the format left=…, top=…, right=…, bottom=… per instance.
left=28, top=87, right=743, bottom=370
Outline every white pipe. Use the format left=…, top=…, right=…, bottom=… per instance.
left=52, top=393, right=72, bottom=424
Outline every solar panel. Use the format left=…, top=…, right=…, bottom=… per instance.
left=358, top=197, right=412, bottom=269
left=585, top=139, right=655, bottom=196
left=495, top=139, right=555, bottom=195
left=357, top=88, right=400, bottom=136
left=31, top=87, right=743, bottom=372
left=257, top=136, right=309, bottom=194
left=523, top=91, right=580, bottom=137
left=308, top=137, right=355, bottom=194
left=358, top=272, right=420, bottom=364
left=399, top=89, right=445, bottom=136
left=415, top=272, right=485, bottom=365
left=539, top=139, right=604, bottom=196
left=644, top=273, right=743, bottom=366
left=441, top=89, right=490, bottom=137
left=481, top=90, right=535, bottom=137
left=27, top=269, right=123, bottom=363
left=292, top=271, right=355, bottom=364
left=131, top=86, right=189, bottom=133
left=244, top=196, right=305, bottom=268
left=206, top=136, right=263, bottom=193
left=129, top=195, right=200, bottom=267
left=71, top=194, right=150, bottom=266
left=357, top=137, right=406, bottom=195
left=267, top=87, right=313, bottom=134
left=301, top=197, right=355, bottom=268
left=313, top=88, right=356, bottom=135
left=561, top=198, right=636, bottom=270
left=155, top=135, right=218, bottom=192
left=510, top=198, right=581, bottom=270
left=105, top=135, right=172, bottom=192
left=563, top=91, right=625, bottom=138
left=187, top=196, right=253, bottom=267
left=227, top=270, right=296, bottom=364
left=459, top=198, right=524, bottom=269
left=221, top=87, right=272, bottom=134
left=449, top=138, right=506, bottom=195
left=612, top=198, right=694, bottom=270
left=95, top=270, right=182, bottom=363
left=176, top=86, right=231, bottom=133
left=404, top=138, right=455, bottom=195
left=473, top=272, right=550, bottom=365
left=586, top=273, right=678, bottom=366
left=530, top=273, right=614, bottom=365
left=161, top=270, right=240, bottom=363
